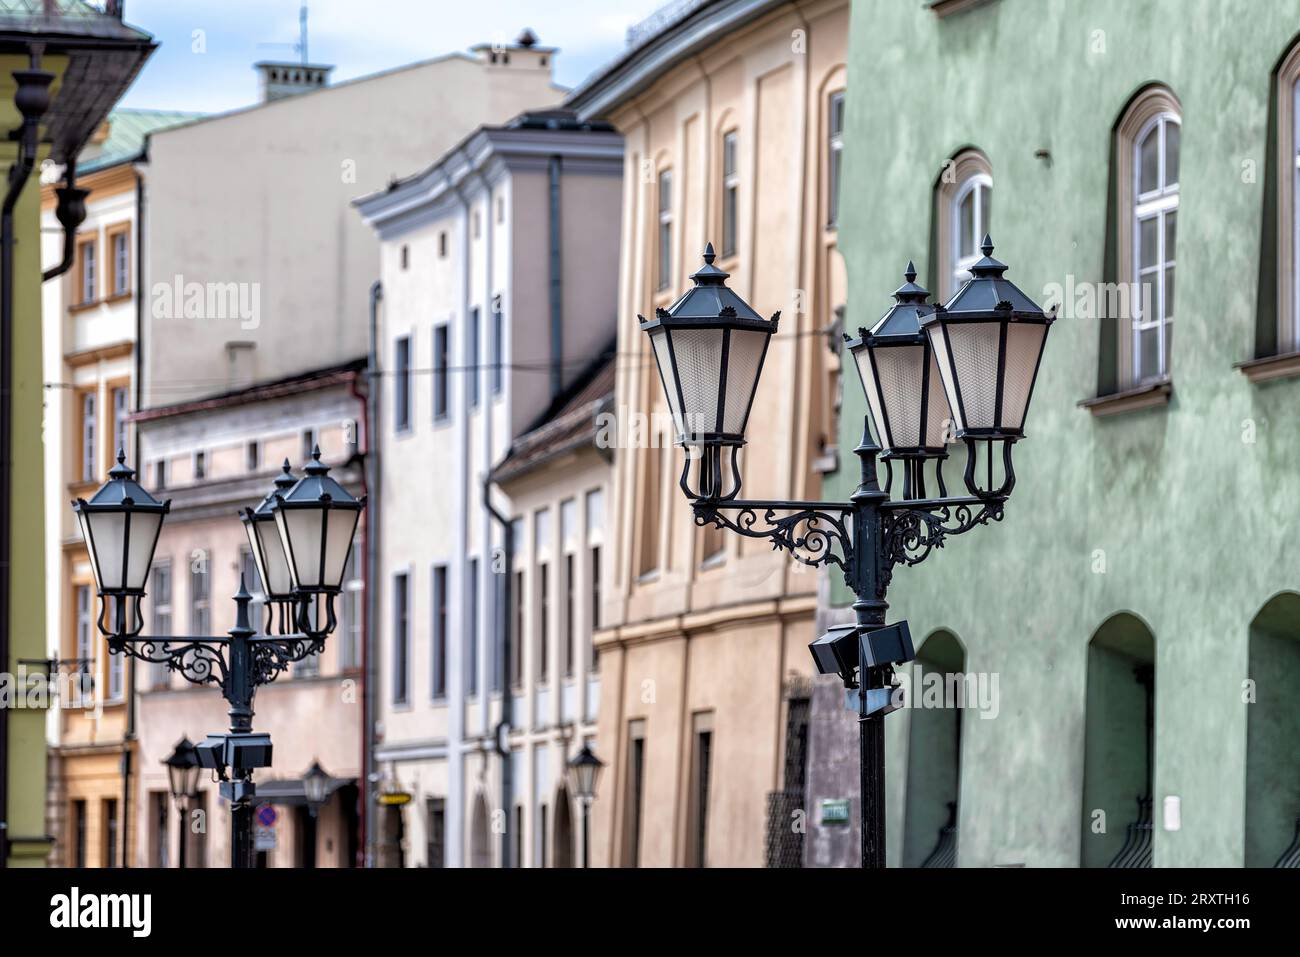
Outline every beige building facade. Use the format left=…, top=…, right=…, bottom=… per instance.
left=568, top=0, right=849, bottom=867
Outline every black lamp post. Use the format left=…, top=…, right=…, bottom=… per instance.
left=641, top=238, right=1053, bottom=868
left=163, top=736, right=201, bottom=869
left=567, top=744, right=604, bottom=869
left=72, top=446, right=364, bottom=868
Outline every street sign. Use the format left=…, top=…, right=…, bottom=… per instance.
left=820, top=798, right=851, bottom=826
left=255, top=826, right=277, bottom=851
left=255, top=803, right=278, bottom=828
left=378, top=789, right=411, bottom=806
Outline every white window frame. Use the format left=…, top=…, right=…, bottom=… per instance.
left=1130, top=112, right=1180, bottom=384
left=950, top=172, right=992, bottom=295
left=80, top=392, right=96, bottom=482
left=721, top=131, right=739, bottom=258
left=657, top=169, right=673, bottom=292
left=828, top=91, right=845, bottom=228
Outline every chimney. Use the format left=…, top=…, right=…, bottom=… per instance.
left=471, top=29, right=555, bottom=73
left=253, top=61, right=333, bottom=103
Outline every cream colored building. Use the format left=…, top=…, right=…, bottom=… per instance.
left=39, top=109, right=198, bottom=868
left=567, top=0, right=849, bottom=867
left=354, top=110, right=621, bottom=867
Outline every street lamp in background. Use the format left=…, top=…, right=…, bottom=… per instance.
left=641, top=238, right=1053, bottom=868
left=303, top=760, right=331, bottom=817
left=163, top=736, right=201, bottom=868
left=72, top=446, right=364, bottom=868
left=567, top=744, right=604, bottom=868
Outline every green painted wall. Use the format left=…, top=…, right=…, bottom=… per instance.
left=835, top=0, right=1300, bottom=866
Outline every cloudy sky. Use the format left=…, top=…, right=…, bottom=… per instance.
left=118, top=0, right=670, bottom=113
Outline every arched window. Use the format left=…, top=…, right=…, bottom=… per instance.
left=1116, top=87, right=1181, bottom=387
left=935, top=149, right=992, bottom=301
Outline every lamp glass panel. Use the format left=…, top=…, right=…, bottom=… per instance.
left=649, top=329, right=685, bottom=437
left=999, top=322, right=1047, bottom=430
left=323, top=508, right=361, bottom=589
left=853, top=348, right=890, bottom=449
left=944, top=321, right=1003, bottom=430
left=78, top=511, right=104, bottom=592
left=926, top=325, right=965, bottom=433
left=871, top=344, right=925, bottom=450
left=721, top=329, right=767, bottom=435
left=125, top=511, right=163, bottom=591
left=666, top=328, right=725, bottom=437
left=277, top=507, right=324, bottom=589
left=249, top=519, right=293, bottom=597
left=923, top=350, right=955, bottom=448
left=86, top=510, right=126, bottom=590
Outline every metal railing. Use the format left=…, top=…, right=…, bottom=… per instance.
left=920, top=801, right=958, bottom=868
left=1107, top=796, right=1153, bottom=868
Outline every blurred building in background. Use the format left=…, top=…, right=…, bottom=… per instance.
left=40, top=107, right=198, bottom=868
left=820, top=0, right=1300, bottom=869
left=1, top=0, right=154, bottom=869
left=566, top=0, right=849, bottom=867
left=355, top=107, right=621, bottom=867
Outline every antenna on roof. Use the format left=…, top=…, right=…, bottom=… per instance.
left=256, top=2, right=310, bottom=65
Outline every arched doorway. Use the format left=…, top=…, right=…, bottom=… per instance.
left=1246, top=593, right=1300, bottom=867
left=1080, top=612, right=1156, bottom=867
left=902, top=630, right=964, bottom=867
left=552, top=784, right=575, bottom=868
left=468, top=792, right=491, bottom=868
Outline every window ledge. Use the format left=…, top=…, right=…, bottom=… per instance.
left=1234, top=351, right=1300, bottom=384
left=929, top=0, right=994, bottom=17
left=1078, top=378, right=1172, bottom=417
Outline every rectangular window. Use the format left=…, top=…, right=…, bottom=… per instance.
left=469, top=308, right=481, bottom=408
left=722, top=131, right=739, bottom=258
left=78, top=238, right=96, bottom=304
left=150, top=563, right=172, bottom=688
left=72, top=799, right=87, bottom=868
left=637, top=445, right=662, bottom=576
left=112, top=386, right=129, bottom=462
left=433, top=324, right=449, bottom=421
left=689, top=714, right=714, bottom=867
left=75, top=584, right=93, bottom=696
left=102, top=798, right=119, bottom=868
left=439, top=231, right=448, bottom=258
left=193, top=451, right=206, bottom=481
left=657, top=170, right=673, bottom=291
left=624, top=720, right=646, bottom=867
left=432, top=564, right=447, bottom=699
left=828, top=91, right=845, bottom=228
left=538, top=803, right=549, bottom=869
left=301, top=429, right=316, bottom=463
left=108, top=635, right=124, bottom=701
left=513, top=804, right=524, bottom=868
left=340, top=548, right=363, bottom=671
left=151, top=792, right=169, bottom=868
left=511, top=568, right=524, bottom=687
left=491, top=303, right=504, bottom=395
left=426, top=797, right=446, bottom=868
left=466, top=557, right=478, bottom=695
left=538, top=563, right=550, bottom=683
left=589, top=545, right=601, bottom=672
left=246, top=440, right=260, bottom=472
left=563, top=554, right=575, bottom=678
left=394, top=335, right=411, bottom=433
left=190, top=556, right=210, bottom=636
left=80, top=392, right=96, bottom=482
left=393, top=572, right=410, bottom=704
left=111, top=229, right=130, bottom=296
left=155, top=460, right=167, bottom=490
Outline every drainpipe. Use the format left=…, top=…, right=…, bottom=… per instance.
left=482, top=476, right=513, bottom=867
left=0, top=56, right=54, bottom=870
left=363, top=279, right=382, bottom=866
left=548, top=156, right=563, bottom=399
left=42, top=159, right=87, bottom=282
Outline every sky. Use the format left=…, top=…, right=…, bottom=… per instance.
left=117, top=0, right=670, bottom=113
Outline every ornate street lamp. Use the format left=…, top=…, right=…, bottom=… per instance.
left=844, top=262, right=953, bottom=499
left=567, top=744, right=604, bottom=868
left=241, top=459, right=299, bottom=632
left=70, top=447, right=364, bottom=868
left=71, top=451, right=169, bottom=636
left=641, top=241, right=1052, bottom=868
left=638, top=242, right=780, bottom=501
left=163, top=737, right=201, bottom=868
left=919, top=235, right=1053, bottom=498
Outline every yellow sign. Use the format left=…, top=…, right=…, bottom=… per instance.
left=379, top=791, right=412, bottom=806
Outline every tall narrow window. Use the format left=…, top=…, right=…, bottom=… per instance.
left=102, top=798, right=119, bottom=868
left=394, top=335, right=411, bottom=433
left=80, top=392, right=96, bottom=482
left=563, top=553, right=575, bottom=678
left=688, top=714, right=714, bottom=868
left=426, top=797, right=446, bottom=868
left=111, top=229, right=130, bottom=296
left=491, top=302, right=504, bottom=395
left=72, top=800, right=87, bottom=868
left=721, top=131, right=739, bottom=258
left=393, top=572, right=410, bottom=704
left=469, top=308, right=481, bottom=408
left=301, top=429, right=316, bottom=463
left=246, top=440, right=260, bottom=473
left=1132, top=114, right=1179, bottom=383
left=511, top=568, right=524, bottom=687
left=624, top=720, right=646, bottom=867
left=78, top=238, right=96, bottom=304
left=538, top=804, right=549, bottom=868
left=935, top=150, right=993, bottom=302
left=151, top=792, right=169, bottom=867
left=538, top=563, right=550, bottom=683
left=193, top=451, right=206, bottom=481
left=657, top=169, right=673, bottom=291
left=466, top=557, right=478, bottom=695
left=190, top=557, right=210, bottom=636
left=75, top=584, right=93, bottom=696
left=107, top=634, right=124, bottom=701
left=150, top=563, right=172, bottom=688
left=339, top=548, right=363, bottom=671
left=1278, top=47, right=1300, bottom=353
left=111, top=386, right=128, bottom=462
left=637, top=444, right=662, bottom=576
left=433, top=324, right=449, bottom=421
left=589, top=545, right=601, bottom=672
left=828, top=91, right=846, bottom=228
left=432, top=564, right=447, bottom=699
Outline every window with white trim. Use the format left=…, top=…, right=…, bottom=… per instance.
left=721, top=132, right=739, bottom=258
left=657, top=169, right=673, bottom=292
left=1131, top=112, right=1179, bottom=383
left=934, top=149, right=993, bottom=302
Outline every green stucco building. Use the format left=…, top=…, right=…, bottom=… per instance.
left=819, top=0, right=1300, bottom=867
